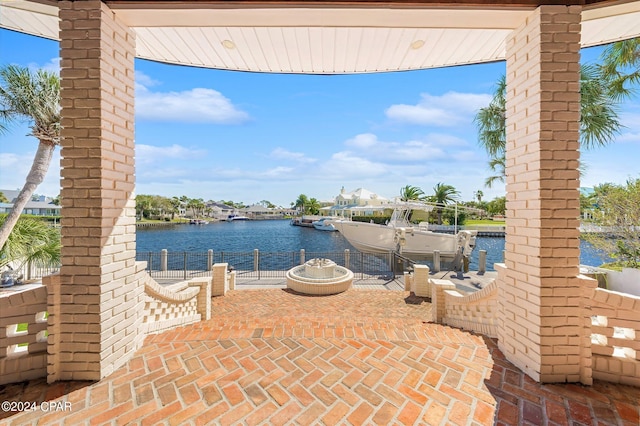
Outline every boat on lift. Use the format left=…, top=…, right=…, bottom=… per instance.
left=328, top=202, right=477, bottom=262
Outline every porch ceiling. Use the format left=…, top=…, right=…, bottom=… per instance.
left=2, top=0, right=640, bottom=73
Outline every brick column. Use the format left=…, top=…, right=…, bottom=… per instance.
left=497, top=5, right=590, bottom=383
left=55, top=0, right=143, bottom=381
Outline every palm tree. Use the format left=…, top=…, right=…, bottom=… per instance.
left=428, top=183, right=460, bottom=225
left=295, top=194, right=309, bottom=214
left=187, top=198, right=205, bottom=218
left=474, top=190, right=484, bottom=203
left=169, top=196, right=182, bottom=220
left=474, top=62, right=624, bottom=184
left=399, top=185, right=425, bottom=201
left=600, top=38, right=640, bottom=100
left=0, top=65, right=60, bottom=250
left=0, top=215, right=60, bottom=271
left=484, top=155, right=506, bottom=188
left=307, top=198, right=321, bottom=215
left=474, top=75, right=506, bottom=158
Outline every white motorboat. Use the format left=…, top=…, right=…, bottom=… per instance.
left=312, top=217, right=338, bottom=232
left=189, top=219, right=209, bottom=225
left=329, top=202, right=477, bottom=262
left=227, top=215, right=250, bottom=222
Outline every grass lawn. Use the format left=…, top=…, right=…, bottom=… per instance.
left=465, top=219, right=505, bottom=226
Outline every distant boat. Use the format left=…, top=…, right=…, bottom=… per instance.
left=290, top=215, right=319, bottom=228
left=227, top=215, right=250, bottom=222
left=189, top=219, right=209, bottom=225
left=312, top=217, right=338, bottom=232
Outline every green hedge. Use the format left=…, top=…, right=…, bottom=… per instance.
left=352, top=216, right=391, bottom=225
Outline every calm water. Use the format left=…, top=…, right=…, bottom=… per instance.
left=136, top=220, right=611, bottom=271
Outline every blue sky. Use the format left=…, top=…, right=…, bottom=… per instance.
left=1, top=28, right=638, bottom=207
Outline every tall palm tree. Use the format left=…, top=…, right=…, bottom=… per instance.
left=0, top=65, right=60, bottom=250
left=428, top=183, right=460, bottom=225
left=295, top=194, right=309, bottom=214
left=474, top=61, right=625, bottom=184
left=0, top=215, right=60, bottom=271
left=399, top=185, right=425, bottom=201
left=474, top=75, right=506, bottom=158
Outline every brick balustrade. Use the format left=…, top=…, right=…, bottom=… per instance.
left=1, top=265, right=215, bottom=385
left=0, top=286, right=48, bottom=385
left=591, top=288, right=640, bottom=387
left=416, top=269, right=640, bottom=387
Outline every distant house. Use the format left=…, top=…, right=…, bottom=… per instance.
left=0, top=189, right=61, bottom=216
left=325, top=187, right=391, bottom=217
left=207, top=202, right=235, bottom=221
left=241, top=204, right=285, bottom=220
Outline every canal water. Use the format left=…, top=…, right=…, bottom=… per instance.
left=136, top=220, right=611, bottom=271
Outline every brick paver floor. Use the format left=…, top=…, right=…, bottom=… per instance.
left=1, top=289, right=639, bottom=425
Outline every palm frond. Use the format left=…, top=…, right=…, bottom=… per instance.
left=0, top=64, right=61, bottom=144
left=0, top=215, right=60, bottom=269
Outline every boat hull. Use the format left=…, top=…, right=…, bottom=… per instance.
left=312, top=218, right=338, bottom=231
left=331, top=220, right=460, bottom=260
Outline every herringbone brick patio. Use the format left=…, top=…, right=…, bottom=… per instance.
left=1, top=289, right=639, bottom=425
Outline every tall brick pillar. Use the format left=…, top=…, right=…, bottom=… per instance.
left=497, top=5, right=594, bottom=384
left=52, top=0, right=144, bottom=382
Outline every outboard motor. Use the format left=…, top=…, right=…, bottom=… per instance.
left=457, top=230, right=478, bottom=257
left=394, top=227, right=407, bottom=253
left=454, top=230, right=478, bottom=272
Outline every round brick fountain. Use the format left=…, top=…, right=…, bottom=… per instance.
left=286, top=258, right=354, bottom=295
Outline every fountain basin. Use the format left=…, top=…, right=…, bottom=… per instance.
left=286, top=258, right=354, bottom=295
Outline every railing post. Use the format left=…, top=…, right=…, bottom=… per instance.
left=344, top=249, right=350, bottom=269
left=478, top=250, right=487, bottom=274
left=207, top=249, right=213, bottom=271
left=161, top=249, right=168, bottom=272
left=183, top=252, right=187, bottom=280
left=254, top=249, right=260, bottom=279
left=300, top=249, right=305, bottom=265
left=148, top=252, right=153, bottom=272
left=433, top=250, right=441, bottom=273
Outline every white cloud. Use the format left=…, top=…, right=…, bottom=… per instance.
left=136, top=144, right=207, bottom=164
left=385, top=91, right=492, bottom=126
left=344, top=133, right=450, bottom=163
left=28, top=57, right=60, bottom=74
left=262, top=166, right=295, bottom=177
left=320, top=151, right=390, bottom=179
left=137, top=87, right=249, bottom=123
left=135, top=70, right=161, bottom=89
left=134, top=73, right=249, bottom=124
left=269, top=148, right=316, bottom=163
left=346, top=134, right=378, bottom=148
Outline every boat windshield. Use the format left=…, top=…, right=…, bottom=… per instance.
left=389, top=202, right=434, bottom=227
